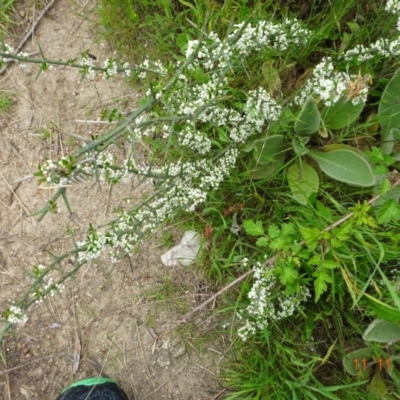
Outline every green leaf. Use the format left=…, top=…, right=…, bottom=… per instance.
left=381, top=128, right=395, bottom=155
left=280, top=267, right=299, bottom=285
left=269, top=237, right=286, bottom=250
left=346, top=21, right=360, bottom=33
left=377, top=199, right=400, bottom=224
left=300, top=227, right=321, bottom=251
left=287, top=162, right=319, bottom=205
left=268, top=224, right=280, bottom=239
left=322, top=96, right=365, bottom=130
left=369, top=369, right=387, bottom=397
left=294, top=97, right=321, bottom=136
left=363, top=293, right=400, bottom=322
left=315, top=200, right=332, bottom=222
left=281, top=223, right=295, bottom=237
left=291, top=137, right=310, bottom=156
left=380, top=178, right=391, bottom=196
left=249, top=152, right=286, bottom=180
left=243, top=220, right=264, bottom=236
left=363, top=319, right=400, bottom=343
left=343, top=348, right=372, bottom=376
left=308, top=149, right=376, bottom=187
left=176, top=32, right=191, bottom=53
left=378, top=68, right=400, bottom=141
left=322, top=259, right=339, bottom=269
left=332, top=222, right=353, bottom=241
left=253, top=135, right=290, bottom=165
left=256, top=237, right=269, bottom=247
left=313, top=270, right=332, bottom=302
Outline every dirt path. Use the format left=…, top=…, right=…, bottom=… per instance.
left=0, top=1, right=223, bottom=399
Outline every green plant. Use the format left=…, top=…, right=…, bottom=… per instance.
left=2, top=1, right=400, bottom=398
left=0, top=90, right=13, bottom=113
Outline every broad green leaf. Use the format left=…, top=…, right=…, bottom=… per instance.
left=243, top=220, right=264, bottom=236
left=294, top=97, right=321, bottom=136
left=378, top=68, right=400, bottom=141
left=253, top=134, right=290, bottom=165
left=249, top=152, right=286, bottom=180
left=343, top=348, right=372, bottom=376
left=323, top=144, right=360, bottom=153
left=287, top=162, right=319, bottom=205
left=381, top=128, right=395, bottom=155
left=363, top=319, right=400, bottom=343
left=242, top=140, right=256, bottom=152
left=322, top=96, right=364, bottom=130
left=291, top=137, right=310, bottom=156
left=308, top=149, right=376, bottom=187
left=392, top=127, right=400, bottom=144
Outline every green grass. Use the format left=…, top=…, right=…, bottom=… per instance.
left=0, top=0, right=15, bottom=37
left=0, top=90, right=12, bottom=113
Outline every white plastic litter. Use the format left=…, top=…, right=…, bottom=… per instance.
left=161, top=230, right=202, bottom=267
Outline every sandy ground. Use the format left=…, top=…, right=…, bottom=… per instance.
left=0, top=1, right=225, bottom=399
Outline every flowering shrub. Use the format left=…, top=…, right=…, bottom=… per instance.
left=1, top=1, right=400, bottom=355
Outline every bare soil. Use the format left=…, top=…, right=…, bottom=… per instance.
left=0, top=1, right=225, bottom=399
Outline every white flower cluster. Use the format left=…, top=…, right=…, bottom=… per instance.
left=179, top=125, right=212, bottom=155
left=40, top=158, right=76, bottom=186
left=75, top=148, right=238, bottom=261
left=386, top=0, right=400, bottom=14
left=1, top=43, right=15, bottom=62
left=237, top=261, right=311, bottom=341
left=342, top=37, right=400, bottom=62
left=121, top=61, right=131, bottom=77
left=343, top=0, right=400, bottom=61
left=293, top=57, right=369, bottom=107
left=185, top=18, right=312, bottom=70
left=137, top=58, right=167, bottom=80
left=81, top=53, right=96, bottom=80
left=103, top=58, right=118, bottom=79
left=6, top=305, right=28, bottom=325
left=77, top=227, right=107, bottom=262
left=31, top=264, right=65, bottom=303
left=95, top=152, right=126, bottom=183
left=243, top=87, right=282, bottom=130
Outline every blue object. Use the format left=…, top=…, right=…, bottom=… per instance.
left=56, top=377, right=129, bottom=400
